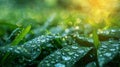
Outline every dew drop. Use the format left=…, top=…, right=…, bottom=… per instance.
left=41, top=39, right=46, bottom=42
left=14, top=50, right=20, bottom=54
left=56, top=51, right=61, bottom=55
left=8, top=48, right=13, bottom=50
left=51, top=61, right=55, bottom=64
left=111, top=29, right=116, bottom=32
left=55, top=63, right=65, bottom=67
left=46, top=63, right=50, bottom=66
left=62, top=56, right=71, bottom=61
left=64, top=48, right=70, bottom=52
left=101, top=45, right=107, bottom=48
left=17, top=47, right=21, bottom=50
left=68, top=52, right=74, bottom=55
left=77, top=50, right=84, bottom=54
left=71, top=45, right=78, bottom=49
left=104, top=53, right=112, bottom=57
left=110, top=49, right=115, bottom=51
left=75, top=54, right=79, bottom=57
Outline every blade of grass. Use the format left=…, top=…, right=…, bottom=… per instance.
left=0, top=25, right=31, bottom=65
left=11, top=25, right=31, bottom=46
left=92, top=29, right=100, bottom=49
left=92, top=28, right=100, bottom=67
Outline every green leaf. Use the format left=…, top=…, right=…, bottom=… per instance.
left=97, top=40, right=120, bottom=67
left=98, top=28, right=120, bottom=41
left=0, top=35, right=62, bottom=65
left=72, top=34, right=94, bottom=47
left=0, top=25, right=31, bottom=64
left=38, top=45, right=92, bottom=67
left=92, top=29, right=100, bottom=49
left=11, top=25, right=31, bottom=46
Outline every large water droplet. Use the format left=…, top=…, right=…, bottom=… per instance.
left=71, top=45, right=78, bottom=49
left=55, top=63, right=65, bottom=67
left=62, top=56, right=71, bottom=61
left=64, top=48, right=70, bottom=52
left=111, top=29, right=116, bottom=32
left=68, top=52, right=74, bottom=55
left=101, top=45, right=107, bottom=48
left=41, top=39, right=46, bottom=42
left=104, top=53, right=112, bottom=57
left=110, top=49, right=115, bottom=51
left=14, top=49, right=20, bottom=54
left=8, top=48, right=13, bottom=51
left=56, top=51, right=61, bottom=55
left=46, top=63, right=50, bottom=66
left=77, top=50, right=84, bottom=54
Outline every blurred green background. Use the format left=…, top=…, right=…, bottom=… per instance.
left=0, top=0, right=120, bottom=40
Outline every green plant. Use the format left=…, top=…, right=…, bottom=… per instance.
left=0, top=1, right=120, bottom=67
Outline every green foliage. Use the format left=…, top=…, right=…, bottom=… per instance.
left=0, top=25, right=31, bottom=65
left=0, top=1, right=120, bottom=67
left=38, top=45, right=92, bottom=67
left=98, top=40, right=120, bottom=67
left=92, top=29, right=100, bottom=49
left=11, top=25, right=31, bottom=46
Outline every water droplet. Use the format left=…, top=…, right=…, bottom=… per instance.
left=8, top=48, right=13, bottom=50
left=51, top=61, right=55, bottom=64
left=99, top=55, right=103, bottom=57
left=105, top=31, right=109, bottom=35
left=75, top=26, right=79, bottom=30
left=111, top=30, right=116, bottom=32
left=101, top=45, right=107, bottom=48
left=41, top=39, right=45, bottom=42
left=62, top=56, right=71, bottom=61
left=46, top=63, right=50, bottom=66
left=77, top=50, right=84, bottom=54
left=75, top=54, right=79, bottom=57
left=37, top=48, right=40, bottom=51
left=31, top=45, right=36, bottom=47
left=65, top=29, right=70, bottom=33
left=68, top=52, right=74, bottom=55
left=71, top=45, right=78, bottom=49
left=14, top=50, right=20, bottom=54
left=104, top=53, right=112, bottom=57
left=51, top=54, right=55, bottom=57
left=64, top=48, right=70, bottom=52
left=110, top=49, right=115, bottom=51
left=17, top=47, right=21, bottom=50
left=44, top=60, right=49, bottom=63
left=90, top=55, right=93, bottom=58
left=55, top=63, right=65, bottom=67
left=56, top=51, right=61, bottom=55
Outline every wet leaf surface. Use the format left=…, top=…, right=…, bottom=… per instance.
left=38, top=45, right=92, bottom=67
left=98, top=40, right=120, bottom=67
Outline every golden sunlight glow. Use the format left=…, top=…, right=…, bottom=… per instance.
left=88, top=0, right=118, bottom=25
left=72, top=0, right=119, bottom=26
